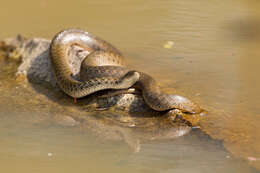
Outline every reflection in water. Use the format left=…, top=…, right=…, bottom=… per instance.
left=0, top=0, right=260, bottom=172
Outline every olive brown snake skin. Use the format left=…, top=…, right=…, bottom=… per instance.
left=50, top=29, right=202, bottom=114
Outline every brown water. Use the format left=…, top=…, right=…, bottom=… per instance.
left=0, top=0, right=260, bottom=172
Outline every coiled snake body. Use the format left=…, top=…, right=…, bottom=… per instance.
left=50, top=29, right=202, bottom=114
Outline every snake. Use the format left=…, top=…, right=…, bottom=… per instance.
left=50, top=29, right=202, bottom=114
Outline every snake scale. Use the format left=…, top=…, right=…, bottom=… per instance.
left=50, top=29, right=202, bottom=114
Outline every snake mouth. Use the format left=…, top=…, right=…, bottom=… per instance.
left=165, top=108, right=205, bottom=127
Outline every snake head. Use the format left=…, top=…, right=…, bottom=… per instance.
left=166, top=108, right=205, bottom=127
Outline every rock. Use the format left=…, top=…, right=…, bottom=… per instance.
left=0, top=35, right=201, bottom=123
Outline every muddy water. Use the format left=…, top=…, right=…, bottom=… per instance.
left=0, top=0, right=260, bottom=172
